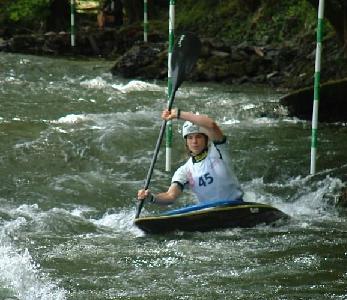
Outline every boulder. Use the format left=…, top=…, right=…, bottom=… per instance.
left=110, top=42, right=167, bottom=79
left=280, top=78, right=347, bottom=123
left=337, top=187, right=347, bottom=207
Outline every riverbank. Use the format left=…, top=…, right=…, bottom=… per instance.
left=1, top=23, right=347, bottom=91
left=3, top=23, right=347, bottom=125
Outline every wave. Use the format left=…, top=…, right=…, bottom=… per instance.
left=243, top=174, right=345, bottom=222
left=54, top=114, right=89, bottom=124
left=80, top=76, right=108, bottom=89
left=0, top=214, right=67, bottom=299
left=91, top=208, right=143, bottom=236
left=111, top=80, right=162, bottom=93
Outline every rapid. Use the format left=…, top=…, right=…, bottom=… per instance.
left=0, top=52, right=346, bottom=299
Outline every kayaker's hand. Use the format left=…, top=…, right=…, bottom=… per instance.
left=137, top=189, right=151, bottom=201
left=161, top=108, right=178, bottom=121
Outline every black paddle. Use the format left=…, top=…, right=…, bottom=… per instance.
left=135, top=32, right=201, bottom=219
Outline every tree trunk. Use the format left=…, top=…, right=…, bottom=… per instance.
left=307, top=0, right=347, bottom=55
left=46, top=0, right=70, bottom=31
left=123, top=0, right=143, bottom=24
left=344, top=0, right=347, bottom=56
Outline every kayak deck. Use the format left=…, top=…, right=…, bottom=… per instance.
left=134, top=201, right=289, bottom=234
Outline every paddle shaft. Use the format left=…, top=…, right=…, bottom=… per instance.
left=135, top=90, right=176, bottom=218
left=134, top=32, right=201, bottom=219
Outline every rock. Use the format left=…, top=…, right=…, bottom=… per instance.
left=254, top=46, right=265, bottom=57
left=1, top=25, right=346, bottom=94
left=0, top=38, right=9, bottom=51
left=210, top=50, right=230, bottom=58
left=9, top=34, right=44, bottom=54
left=337, top=187, right=347, bottom=207
left=280, top=78, right=347, bottom=123
left=110, top=42, right=167, bottom=79
left=43, top=32, right=70, bottom=55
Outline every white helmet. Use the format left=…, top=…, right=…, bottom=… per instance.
left=182, top=121, right=207, bottom=138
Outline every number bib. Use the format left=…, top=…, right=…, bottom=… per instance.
left=172, top=140, right=243, bottom=203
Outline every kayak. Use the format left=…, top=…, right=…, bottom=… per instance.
left=134, top=199, right=289, bottom=234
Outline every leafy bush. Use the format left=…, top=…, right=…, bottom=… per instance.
left=175, top=0, right=318, bottom=44
left=2, top=0, right=50, bottom=23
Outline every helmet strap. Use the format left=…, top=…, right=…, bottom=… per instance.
left=191, top=147, right=208, bottom=163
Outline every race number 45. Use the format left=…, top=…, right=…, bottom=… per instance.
left=199, top=172, right=214, bottom=187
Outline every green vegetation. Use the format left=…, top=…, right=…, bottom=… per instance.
left=1, top=0, right=50, bottom=23
left=175, top=0, right=319, bottom=44
left=0, top=0, right=334, bottom=45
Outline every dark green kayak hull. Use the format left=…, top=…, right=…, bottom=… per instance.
left=134, top=201, right=289, bottom=234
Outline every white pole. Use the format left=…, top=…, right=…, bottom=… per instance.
left=166, top=0, right=175, bottom=172
left=310, top=0, right=324, bottom=175
left=144, top=0, right=148, bottom=42
left=70, top=0, right=76, bottom=47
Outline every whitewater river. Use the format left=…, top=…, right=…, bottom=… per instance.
left=0, top=52, right=346, bottom=299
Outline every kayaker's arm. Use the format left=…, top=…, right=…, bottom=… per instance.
left=161, top=109, right=224, bottom=143
left=137, top=183, right=182, bottom=205
left=154, top=183, right=182, bottom=205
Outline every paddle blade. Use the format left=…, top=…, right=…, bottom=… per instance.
left=135, top=33, right=201, bottom=219
left=171, top=33, right=201, bottom=93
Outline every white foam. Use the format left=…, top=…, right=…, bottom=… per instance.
left=253, top=117, right=276, bottom=124
left=243, top=175, right=344, bottom=221
left=0, top=212, right=66, bottom=300
left=54, top=114, right=88, bottom=124
left=111, top=80, right=161, bottom=93
left=242, top=104, right=256, bottom=110
left=80, top=76, right=108, bottom=89
left=71, top=206, right=97, bottom=218
left=0, top=244, right=66, bottom=300
left=19, top=58, right=31, bottom=65
left=222, top=118, right=241, bottom=125
left=92, top=209, right=143, bottom=236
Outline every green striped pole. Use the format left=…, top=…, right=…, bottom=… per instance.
left=144, top=0, right=148, bottom=42
left=166, top=0, right=175, bottom=172
left=70, top=0, right=76, bottom=47
left=310, top=0, right=324, bottom=175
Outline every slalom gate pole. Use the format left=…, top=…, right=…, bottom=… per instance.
left=166, top=0, right=175, bottom=172
left=144, top=0, right=148, bottom=42
left=70, top=0, right=76, bottom=47
left=310, top=0, right=325, bottom=175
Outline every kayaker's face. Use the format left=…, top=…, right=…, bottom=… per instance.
left=186, top=133, right=207, bottom=155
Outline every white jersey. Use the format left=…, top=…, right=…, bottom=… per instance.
left=171, top=138, right=243, bottom=203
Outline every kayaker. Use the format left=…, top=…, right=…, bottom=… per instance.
left=137, top=109, right=244, bottom=205
left=97, top=0, right=123, bottom=30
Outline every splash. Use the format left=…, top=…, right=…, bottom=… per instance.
left=243, top=175, right=344, bottom=221
left=80, top=76, right=108, bottom=89
left=0, top=233, right=67, bottom=300
left=54, top=114, right=88, bottom=124
left=111, top=80, right=161, bottom=93
left=92, top=209, right=143, bottom=236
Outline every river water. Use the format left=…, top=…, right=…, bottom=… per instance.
left=0, top=52, right=346, bottom=299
